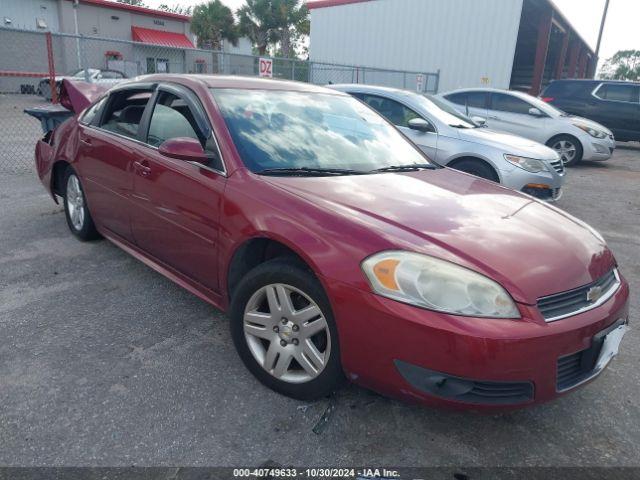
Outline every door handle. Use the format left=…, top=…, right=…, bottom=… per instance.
left=133, top=160, right=151, bottom=176
left=80, top=137, right=92, bottom=146
left=488, top=115, right=500, bottom=120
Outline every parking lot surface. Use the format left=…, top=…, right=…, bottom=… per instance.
left=0, top=99, right=639, bottom=467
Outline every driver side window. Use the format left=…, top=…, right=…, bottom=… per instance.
left=357, top=93, right=422, bottom=128
left=147, top=92, right=202, bottom=148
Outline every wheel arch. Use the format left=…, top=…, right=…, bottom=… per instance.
left=446, top=155, right=501, bottom=182
left=546, top=133, right=583, bottom=150
left=51, top=160, right=72, bottom=197
left=226, top=236, right=320, bottom=303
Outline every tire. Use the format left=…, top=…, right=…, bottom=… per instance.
left=229, top=258, right=345, bottom=400
left=63, top=167, right=100, bottom=241
left=547, top=135, right=583, bottom=166
left=449, top=158, right=499, bottom=182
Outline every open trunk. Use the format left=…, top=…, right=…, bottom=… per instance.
left=24, top=79, right=108, bottom=133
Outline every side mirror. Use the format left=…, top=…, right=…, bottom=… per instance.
left=408, top=118, right=433, bottom=133
left=471, top=116, right=487, bottom=126
left=158, top=137, right=208, bottom=163
left=529, top=107, right=544, bottom=117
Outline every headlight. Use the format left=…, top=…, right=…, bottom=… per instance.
left=361, top=251, right=520, bottom=318
left=504, top=154, right=548, bottom=173
left=574, top=124, right=607, bottom=139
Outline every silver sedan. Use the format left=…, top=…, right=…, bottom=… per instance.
left=329, top=84, right=566, bottom=202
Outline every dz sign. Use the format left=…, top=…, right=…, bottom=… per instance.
left=259, top=58, right=273, bottom=78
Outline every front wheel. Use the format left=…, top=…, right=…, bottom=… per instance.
left=229, top=259, right=345, bottom=400
left=63, top=168, right=100, bottom=241
left=547, top=135, right=583, bottom=166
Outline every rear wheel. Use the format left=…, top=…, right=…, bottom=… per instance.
left=230, top=259, right=344, bottom=400
left=449, top=158, right=499, bottom=182
left=63, top=168, right=100, bottom=241
left=547, top=135, right=583, bottom=166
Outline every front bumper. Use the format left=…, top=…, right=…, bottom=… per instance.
left=328, top=274, right=629, bottom=411
left=582, top=134, right=616, bottom=161
left=500, top=166, right=565, bottom=202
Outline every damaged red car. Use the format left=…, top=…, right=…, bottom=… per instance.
left=33, top=75, right=629, bottom=410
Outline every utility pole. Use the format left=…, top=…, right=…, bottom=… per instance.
left=595, top=0, right=610, bottom=58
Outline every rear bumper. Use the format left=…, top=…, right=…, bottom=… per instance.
left=328, top=274, right=630, bottom=411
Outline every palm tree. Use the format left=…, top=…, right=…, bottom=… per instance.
left=272, top=0, right=308, bottom=58
left=237, top=0, right=277, bottom=56
left=191, top=0, right=239, bottom=50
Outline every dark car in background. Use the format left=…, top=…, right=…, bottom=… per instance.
left=542, top=80, right=640, bottom=142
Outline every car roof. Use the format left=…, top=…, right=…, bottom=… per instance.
left=549, top=78, right=640, bottom=86
left=330, top=83, right=412, bottom=95
left=120, top=74, right=346, bottom=94
left=444, top=87, right=539, bottom=101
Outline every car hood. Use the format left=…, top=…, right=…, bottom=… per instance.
left=266, top=169, right=614, bottom=304
left=456, top=128, right=559, bottom=161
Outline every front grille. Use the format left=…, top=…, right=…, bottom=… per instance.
left=537, top=269, right=620, bottom=322
left=556, top=319, right=626, bottom=391
left=549, top=158, right=565, bottom=174
left=557, top=350, right=594, bottom=391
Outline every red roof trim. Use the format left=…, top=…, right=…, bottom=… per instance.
left=307, top=0, right=373, bottom=9
left=131, top=26, right=195, bottom=49
left=65, top=0, right=191, bottom=22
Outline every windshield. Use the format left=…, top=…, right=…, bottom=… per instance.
left=211, top=89, right=432, bottom=174
left=422, top=94, right=478, bottom=128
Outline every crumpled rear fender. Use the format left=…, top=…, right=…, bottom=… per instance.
left=60, top=79, right=108, bottom=114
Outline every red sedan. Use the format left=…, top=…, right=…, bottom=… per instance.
left=34, top=75, right=629, bottom=410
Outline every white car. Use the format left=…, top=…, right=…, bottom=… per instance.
left=38, top=69, right=127, bottom=102
left=442, top=88, right=616, bottom=166
left=330, top=84, right=565, bottom=201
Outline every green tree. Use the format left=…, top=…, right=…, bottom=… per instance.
left=191, top=0, right=239, bottom=50
left=116, top=0, right=147, bottom=6
left=272, top=0, right=309, bottom=58
left=158, top=3, right=193, bottom=15
left=601, top=50, right=640, bottom=81
left=237, top=0, right=278, bottom=56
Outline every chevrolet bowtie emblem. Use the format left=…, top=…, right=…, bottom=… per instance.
left=587, top=286, right=603, bottom=303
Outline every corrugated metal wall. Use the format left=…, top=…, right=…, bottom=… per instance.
left=309, top=0, right=525, bottom=92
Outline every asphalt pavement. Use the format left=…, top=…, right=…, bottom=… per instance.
left=0, top=138, right=639, bottom=467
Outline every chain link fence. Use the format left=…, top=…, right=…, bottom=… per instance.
left=0, top=26, right=439, bottom=175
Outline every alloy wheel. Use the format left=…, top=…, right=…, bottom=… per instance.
left=66, top=174, right=85, bottom=231
left=243, top=283, right=331, bottom=384
left=552, top=140, right=577, bottom=164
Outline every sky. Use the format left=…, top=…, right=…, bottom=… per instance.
left=142, top=0, right=639, bottom=65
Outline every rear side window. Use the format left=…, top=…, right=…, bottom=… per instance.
left=358, top=94, right=421, bottom=128
left=491, top=93, right=532, bottom=114
left=99, top=90, right=152, bottom=140
left=595, top=84, right=640, bottom=103
left=543, top=81, right=592, bottom=98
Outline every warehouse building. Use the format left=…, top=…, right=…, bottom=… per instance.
left=1, top=0, right=251, bottom=79
left=308, top=0, right=596, bottom=94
